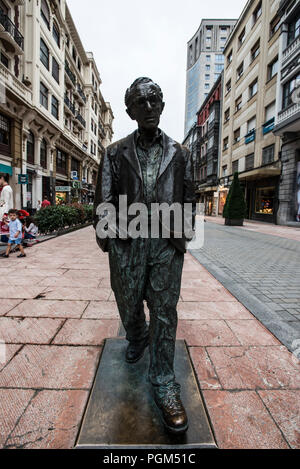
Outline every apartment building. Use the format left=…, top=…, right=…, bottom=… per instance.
left=184, top=18, right=236, bottom=137
left=274, top=0, right=300, bottom=225
left=219, top=0, right=281, bottom=224
left=0, top=0, right=113, bottom=211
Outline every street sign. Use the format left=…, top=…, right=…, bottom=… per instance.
left=18, top=174, right=28, bottom=184
left=72, top=181, right=82, bottom=189
left=55, top=186, right=71, bottom=192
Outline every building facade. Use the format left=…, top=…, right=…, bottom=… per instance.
left=219, top=0, right=281, bottom=223
left=0, top=0, right=113, bottom=212
left=184, top=18, right=236, bottom=137
left=274, top=0, right=300, bottom=225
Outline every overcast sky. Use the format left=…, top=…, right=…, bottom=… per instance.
left=68, top=0, right=245, bottom=143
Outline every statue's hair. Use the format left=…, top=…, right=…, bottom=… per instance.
left=125, top=77, right=163, bottom=109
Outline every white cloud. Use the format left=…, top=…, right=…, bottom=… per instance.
left=68, top=0, right=244, bottom=142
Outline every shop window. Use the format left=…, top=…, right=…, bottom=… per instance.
left=26, top=131, right=35, bottom=165
left=255, top=187, right=275, bottom=215
left=267, top=56, right=278, bottom=81
left=56, top=149, right=67, bottom=175
left=52, top=57, right=59, bottom=83
left=0, top=113, right=10, bottom=156
left=41, top=0, right=50, bottom=30
left=40, top=38, right=49, bottom=69
left=40, top=138, right=47, bottom=169
left=52, top=21, right=60, bottom=48
left=40, top=82, right=48, bottom=109
left=262, top=145, right=275, bottom=165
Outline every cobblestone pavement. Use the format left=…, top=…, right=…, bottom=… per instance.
left=0, top=226, right=299, bottom=449
left=191, top=219, right=300, bottom=352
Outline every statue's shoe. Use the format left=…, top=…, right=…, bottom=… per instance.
left=125, top=336, right=149, bottom=363
left=153, top=383, right=188, bottom=435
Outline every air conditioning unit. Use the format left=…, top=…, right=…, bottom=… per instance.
left=71, top=171, right=78, bottom=180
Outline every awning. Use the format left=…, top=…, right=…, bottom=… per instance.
left=0, top=163, right=12, bottom=175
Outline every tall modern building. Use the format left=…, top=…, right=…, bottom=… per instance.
left=184, top=19, right=236, bottom=137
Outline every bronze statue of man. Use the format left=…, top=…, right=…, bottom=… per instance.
left=93, top=77, right=195, bottom=434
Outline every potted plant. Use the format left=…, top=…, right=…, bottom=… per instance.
left=223, top=172, right=247, bottom=226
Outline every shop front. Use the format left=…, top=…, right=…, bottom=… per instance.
left=55, top=182, right=71, bottom=205
left=245, top=177, right=279, bottom=223
left=218, top=189, right=228, bottom=216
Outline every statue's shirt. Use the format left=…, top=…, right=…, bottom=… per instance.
left=136, top=131, right=163, bottom=217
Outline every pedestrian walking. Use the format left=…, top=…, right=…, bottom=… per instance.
left=2, top=209, right=26, bottom=258
left=0, top=173, right=13, bottom=221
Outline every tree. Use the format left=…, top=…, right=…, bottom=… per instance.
left=223, top=172, right=247, bottom=224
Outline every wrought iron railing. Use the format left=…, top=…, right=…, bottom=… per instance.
left=0, top=10, right=24, bottom=50
left=64, top=94, right=75, bottom=114
left=65, top=61, right=76, bottom=85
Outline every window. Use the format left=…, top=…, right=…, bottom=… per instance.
left=208, top=136, right=214, bottom=149
left=27, top=131, right=35, bottom=165
left=245, top=153, right=254, bottom=170
left=71, top=158, right=79, bottom=174
left=253, top=2, right=262, bottom=24
left=205, top=65, right=210, bottom=71
left=56, top=149, right=67, bottom=174
left=0, top=113, right=10, bottom=155
left=237, top=62, right=244, bottom=80
left=215, top=64, right=223, bottom=72
left=66, top=35, right=70, bottom=48
left=249, top=79, right=258, bottom=98
left=215, top=54, right=224, bottom=62
left=206, top=55, right=211, bottom=61
left=270, top=15, right=280, bottom=38
left=267, top=56, right=278, bottom=80
left=40, top=139, right=47, bottom=169
left=232, top=160, right=239, bottom=174
left=52, top=57, right=59, bottom=83
left=226, top=79, right=231, bottom=93
left=0, top=51, right=8, bottom=68
left=227, top=50, right=232, bottom=65
left=0, top=1, right=8, bottom=14
left=40, top=82, right=48, bottom=109
left=247, top=116, right=256, bottom=133
left=223, top=136, right=228, bottom=150
left=41, top=0, right=50, bottom=29
left=255, top=187, right=275, bottom=215
left=265, top=101, right=275, bottom=122
left=282, top=73, right=300, bottom=109
left=72, top=47, right=77, bottom=63
left=40, top=38, right=49, bottom=69
left=52, top=21, right=60, bottom=47
left=77, top=60, right=81, bottom=72
left=233, top=128, right=240, bottom=144
left=251, top=40, right=260, bottom=62
left=262, top=145, right=274, bottom=165
left=235, top=95, right=242, bottom=112
left=51, top=95, right=59, bottom=119
left=238, top=28, right=245, bottom=48
left=214, top=73, right=220, bottom=80
left=205, top=74, right=210, bottom=80
left=205, top=83, right=210, bottom=89
left=224, top=108, right=230, bottom=122
left=287, top=15, right=300, bottom=45
left=222, top=165, right=228, bottom=176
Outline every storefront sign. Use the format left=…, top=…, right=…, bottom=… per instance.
left=55, top=186, right=71, bottom=192
left=72, top=181, right=82, bottom=189
left=18, top=174, right=28, bottom=184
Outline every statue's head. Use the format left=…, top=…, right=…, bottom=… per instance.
left=125, top=77, right=165, bottom=130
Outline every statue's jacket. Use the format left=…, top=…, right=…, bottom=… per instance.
left=93, top=129, right=196, bottom=254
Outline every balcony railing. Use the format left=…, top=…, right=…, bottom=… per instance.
left=64, top=94, right=75, bottom=114
left=282, top=35, right=300, bottom=64
left=262, top=117, right=275, bottom=135
left=278, top=102, right=300, bottom=125
left=65, top=61, right=76, bottom=86
left=245, top=129, right=256, bottom=144
left=77, top=84, right=86, bottom=103
left=0, top=10, right=24, bottom=50
left=76, top=113, right=86, bottom=128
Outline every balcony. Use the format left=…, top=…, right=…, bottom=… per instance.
left=98, top=140, right=105, bottom=153
left=64, top=94, right=75, bottom=115
left=0, top=63, right=32, bottom=103
left=0, top=11, right=24, bottom=55
left=275, top=101, right=300, bottom=134
left=245, top=129, right=256, bottom=144
left=77, top=84, right=86, bottom=103
left=65, top=61, right=76, bottom=87
left=262, top=117, right=275, bottom=135
left=282, top=35, right=300, bottom=65
left=76, top=113, right=86, bottom=129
